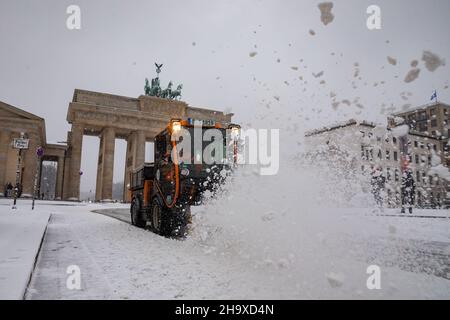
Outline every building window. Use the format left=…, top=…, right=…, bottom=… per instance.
left=393, top=137, right=397, bottom=144
left=378, top=149, right=382, bottom=159
left=414, top=141, right=418, bottom=148
left=431, top=119, right=437, bottom=127
left=415, top=154, right=419, bottom=164
left=433, top=144, right=437, bottom=151
left=361, top=145, right=365, bottom=159
left=430, top=108, right=436, bottom=115
left=387, top=168, right=391, bottom=181
left=386, top=150, right=390, bottom=160
left=418, top=122, right=428, bottom=132
left=418, top=111, right=427, bottom=121
left=428, top=156, right=431, bottom=166
left=395, top=169, right=399, bottom=182
left=416, top=171, right=420, bottom=182
left=394, top=151, right=398, bottom=161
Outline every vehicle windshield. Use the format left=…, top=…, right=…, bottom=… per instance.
left=174, top=127, right=228, bottom=165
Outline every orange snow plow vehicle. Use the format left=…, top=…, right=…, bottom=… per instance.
left=128, top=118, right=240, bottom=237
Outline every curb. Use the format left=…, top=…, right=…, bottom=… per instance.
left=22, top=213, right=52, bottom=300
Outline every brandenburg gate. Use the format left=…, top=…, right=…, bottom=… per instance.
left=0, top=89, right=232, bottom=202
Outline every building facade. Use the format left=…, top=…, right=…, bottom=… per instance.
left=0, top=89, right=232, bottom=202
left=393, top=102, right=450, bottom=167
left=305, top=119, right=449, bottom=208
left=0, top=101, right=67, bottom=199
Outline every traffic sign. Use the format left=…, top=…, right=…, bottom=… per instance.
left=13, top=138, right=29, bottom=149
left=36, top=146, right=44, bottom=157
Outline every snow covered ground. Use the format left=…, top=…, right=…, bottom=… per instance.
left=0, top=201, right=50, bottom=299
left=0, top=194, right=449, bottom=300
left=0, top=196, right=448, bottom=300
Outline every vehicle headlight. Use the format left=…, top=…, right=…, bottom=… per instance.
left=172, top=121, right=181, bottom=132
left=181, top=168, right=190, bottom=176
left=229, top=125, right=241, bottom=139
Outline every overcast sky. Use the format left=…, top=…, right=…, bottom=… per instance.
left=1, top=0, right=449, bottom=193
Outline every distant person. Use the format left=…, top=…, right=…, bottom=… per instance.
left=401, top=169, right=416, bottom=214
left=5, top=182, right=13, bottom=197
left=371, top=167, right=386, bottom=210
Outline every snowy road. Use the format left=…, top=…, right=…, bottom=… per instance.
left=0, top=200, right=446, bottom=299
left=95, top=208, right=450, bottom=281
left=25, top=203, right=283, bottom=299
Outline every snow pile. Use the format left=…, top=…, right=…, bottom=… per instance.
left=187, top=156, right=450, bottom=298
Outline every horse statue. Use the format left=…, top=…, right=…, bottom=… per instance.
left=144, top=63, right=182, bottom=100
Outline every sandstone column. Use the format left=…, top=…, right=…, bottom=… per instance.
left=55, top=156, right=64, bottom=200
left=95, top=135, right=104, bottom=201
left=21, top=132, right=39, bottom=197
left=67, top=124, right=83, bottom=200
left=123, top=133, right=134, bottom=203
left=0, top=131, right=11, bottom=195
left=100, top=127, right=115, bottom=201
left=135, top=130, right=146, bottom=169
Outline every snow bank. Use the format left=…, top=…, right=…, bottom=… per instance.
left=0, top=203, right=50, bottom=299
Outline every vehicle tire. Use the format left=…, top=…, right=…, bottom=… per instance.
left=131, top=198, right=146, bottom=228
left=151, top=198, right=188, bottom=237
left=151, top=197, right=165, bottom=235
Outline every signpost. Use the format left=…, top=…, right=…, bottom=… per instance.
left=13, top=138, right=30, bottom=150
left=12, top=135, right=29, bottom=209
left=32, top=146, right=44, bottom=210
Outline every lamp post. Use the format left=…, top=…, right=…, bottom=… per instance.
left=12, top=132, right=29, bottom=209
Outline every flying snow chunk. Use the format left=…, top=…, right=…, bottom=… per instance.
left=309, top=29, right=316, bottom=36
left=318, top=2, right=334, bottom=26
left=391, top=124, right=409, bottom=137
left=429, top=164, right=450, bottom=181
left=313, top=71, right=324, bottom=78
left=404, top=68, right=420, bottom=83
left=387, top=56, right=397, bottom=66
left=392, top=116, right=405, bottom=125
left=422, top=50, right=445, bottom=72
left=261, top=212, right=276, bottom=222
left=291, top=66, right=299, bottom=71
left=410, top=60, right=419, bottom=67
left=326, top=273, right=344, bottom=288
left=249, top=51, right=258, bottom=57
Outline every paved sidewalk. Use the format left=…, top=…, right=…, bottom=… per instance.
left=0, top=204, right=50, bottom=299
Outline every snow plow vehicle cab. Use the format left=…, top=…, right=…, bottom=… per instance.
left=129, top=118, right=240, bottom=237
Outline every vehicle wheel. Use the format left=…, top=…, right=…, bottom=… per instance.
left=131, top=198, right=146, bottom=228
left=151, top=197, right=165, bottom=235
